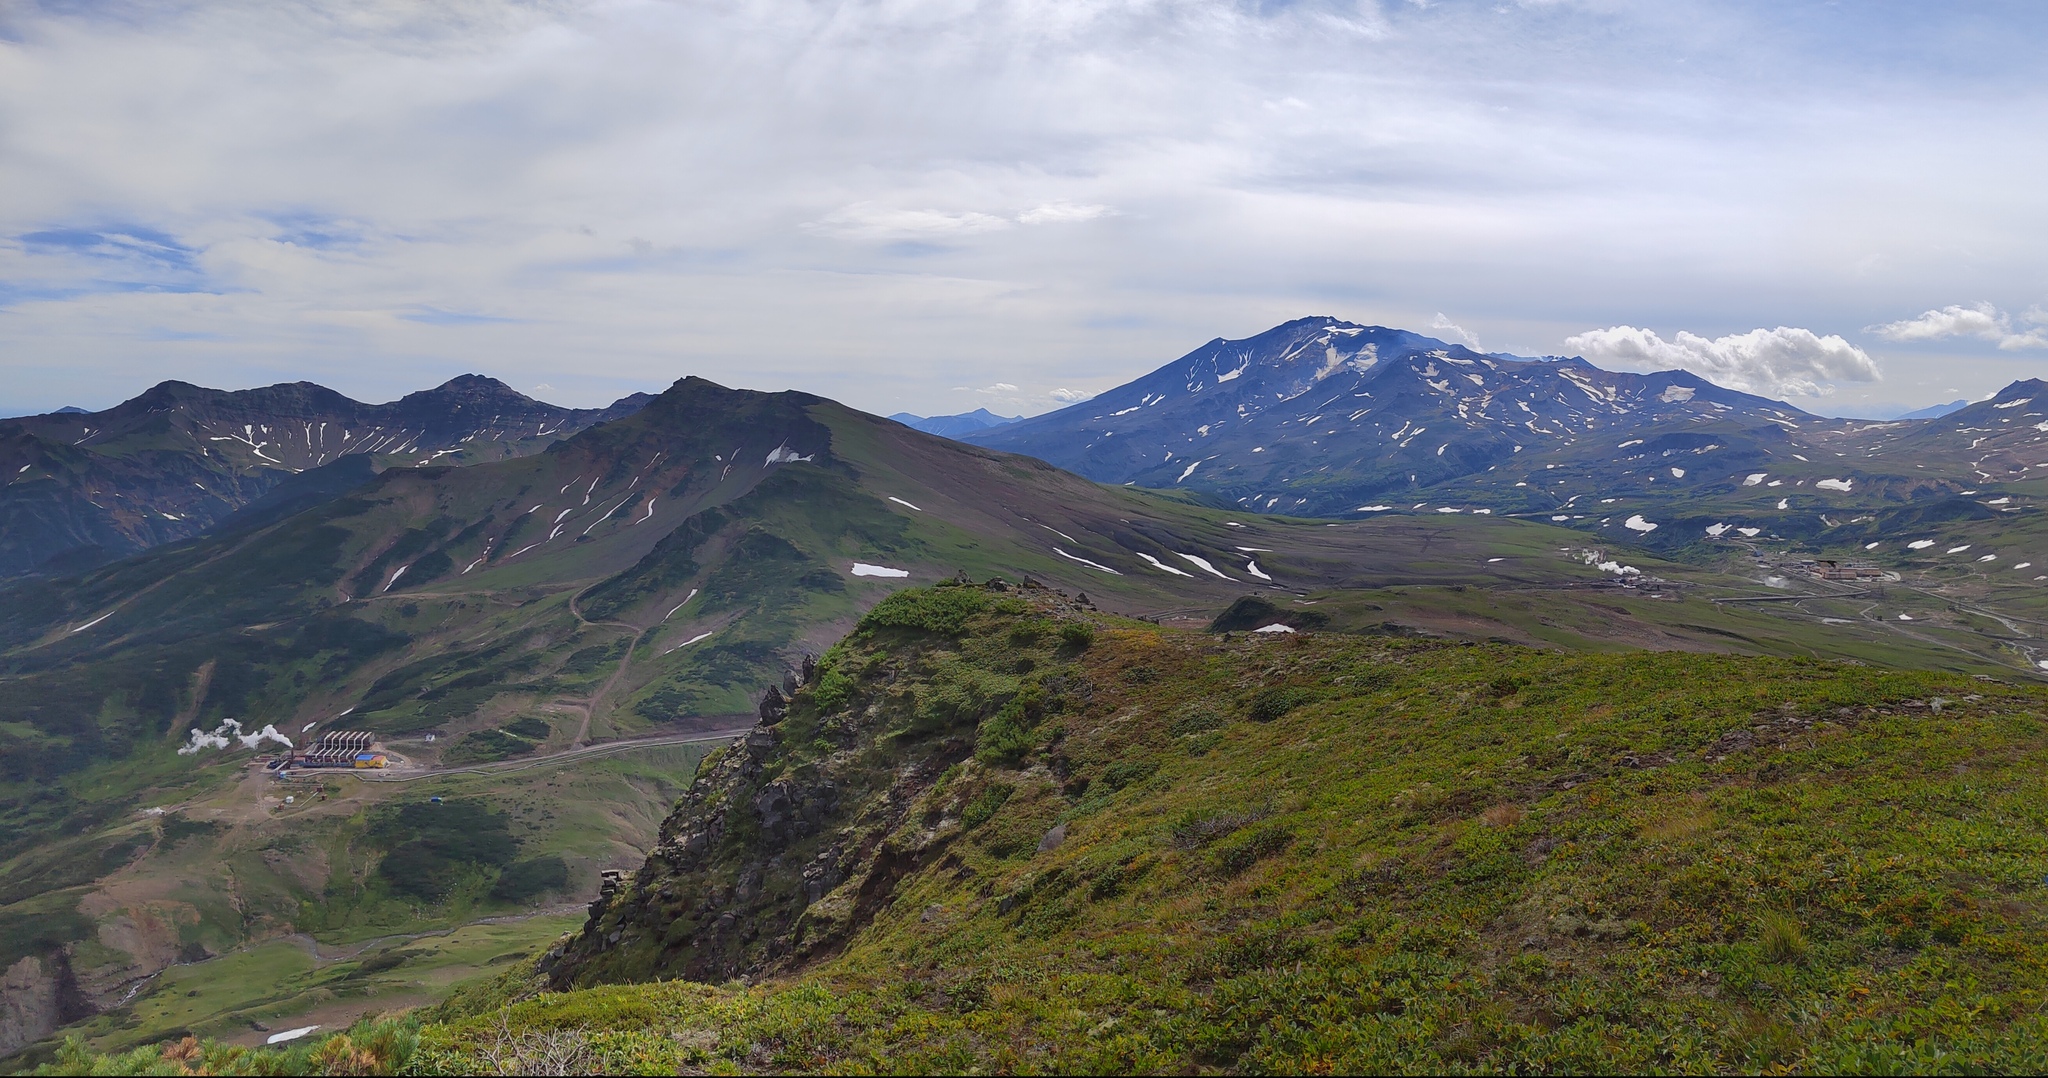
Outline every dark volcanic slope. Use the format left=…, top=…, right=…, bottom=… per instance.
left=0, top=375, right=651, bottom=576
left=966, top=317, right=1823, bottom=516
left=1820, top=379, right=2048, bottom=484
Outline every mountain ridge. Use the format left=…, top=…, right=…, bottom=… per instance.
left=0, top=375, right=653, bottom=577
left=964, top=316, right=1822, bottom=516
left=886, top=407, right=1021, bottom=438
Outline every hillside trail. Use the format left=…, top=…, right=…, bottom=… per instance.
left=563, top=586, right=655, bottom=746
left=353, top=728, right=746, bottom=782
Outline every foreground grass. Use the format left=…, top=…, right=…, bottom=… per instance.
left=40, top=588, right=2048, bottom=1074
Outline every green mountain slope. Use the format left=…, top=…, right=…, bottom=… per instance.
left=1, top=376, right=1761, bottom=1060
left=11, top=376, right=2046, bottom=1064
left=84, top=582, right=2048, bottom=1074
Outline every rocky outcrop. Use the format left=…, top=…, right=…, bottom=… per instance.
left=543, top=583, right=1098, bottom=989
left=1, top=952, right=92, bottom=1059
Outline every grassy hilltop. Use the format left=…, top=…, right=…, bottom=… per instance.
left=51, top=581, right=2048, bottom=1074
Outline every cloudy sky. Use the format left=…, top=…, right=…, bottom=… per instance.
left=2, top=0, right=2044, bottom=419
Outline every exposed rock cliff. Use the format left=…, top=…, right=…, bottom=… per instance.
left=543, top=579, right=1100, bottom=987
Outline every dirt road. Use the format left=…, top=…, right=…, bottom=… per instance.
left=340, top=727, right=748, bottom=782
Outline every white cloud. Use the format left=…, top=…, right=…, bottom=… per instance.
left=1564, top=325, right=1879, bottom=398
left=1869, top=303, right=2048, bottom=350
left=1429, top=313, right=1480, bottom=349
left=1049, top=387, right=1094, bottom=402
left=1016, top=202, right=1111, bottom=225
left=0, top=2, right=2045, bottom=415
left=807, top=204, right=1014, bottom=241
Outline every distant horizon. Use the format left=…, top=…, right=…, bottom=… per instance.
left=0, top=319, right=2012, bottom=427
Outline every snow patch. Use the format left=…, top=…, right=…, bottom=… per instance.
left=1245, top=561, right=1272, bottom=581
left=664, top=631, right=714, bottom=654
left=765, top=444, right=814, bottom=465
left=1743, top=473, right=1768, bottom=486
left=1670, top=467, right=1686, bottom=478
left=1136, top=552, right=1192, bottom=577
left=1947, top=545, right=1972, bottom=554
left=1052, top=547, right=1121, bottom=574
left=1705, top=523, right=1729, bottom=536
left=1252, top=623, right=1296, bottom=634
left=850, top=563, right=910, bottom=578
left=888, top=496, right=923, bottom=511
left=1815, top=478, right=1853, bottom=492
left=1623, top=515, right=1658, bottom=533
left=1737, top=527, right=1761, bottom=537
left=267, top=1026, right=321, bottom=1045
left=70, top=610, right=115, bottom=634
left=1174, top=552, right=1230, bottom=579
left=1908, top=539, right=1936, bottom=549
left=1355, top=505, right=1393, bottom=512
left=1659, top=385, right=1696, bottom=402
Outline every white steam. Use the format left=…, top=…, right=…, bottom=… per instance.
left=1564, top=325, right=1879, bottom=398
left=178, top=718, right=294, bottom=756
left=1430, top=313, right=1481, bottom=349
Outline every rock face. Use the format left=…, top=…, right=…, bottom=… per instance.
left=0, top=953, right=91, bottom=1059
left=0, top=375, right=652, bottom=577
left=544, top=581, right=1099, bottom=988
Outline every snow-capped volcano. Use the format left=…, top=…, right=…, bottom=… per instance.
left=967, top=317, right=1817, bottom=516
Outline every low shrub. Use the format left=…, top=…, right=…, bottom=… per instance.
left=1248, top=686, right=1313, bottom=722
left=962, top=784, right=1014, bottom=829
left=1214, top=824, right=1293, bottom=876
left=860, top=588, right=996, bottom=636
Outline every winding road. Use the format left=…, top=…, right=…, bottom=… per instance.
left=338, top=727, right=749, bottom=782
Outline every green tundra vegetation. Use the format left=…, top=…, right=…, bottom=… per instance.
left=43, top=581, right=2048, bottom=1075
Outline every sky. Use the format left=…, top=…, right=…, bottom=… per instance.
left=2, top=0, right=2045, bottom=420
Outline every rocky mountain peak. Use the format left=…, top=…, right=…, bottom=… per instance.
left=964, top=317, right=1816, bottom=516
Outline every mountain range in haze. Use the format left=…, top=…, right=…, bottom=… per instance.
left=6, top=320, right=2038, bottom=581
left=0, top=376, right=651, bottom=577
left=886, top=407, right=1021, bottom=438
